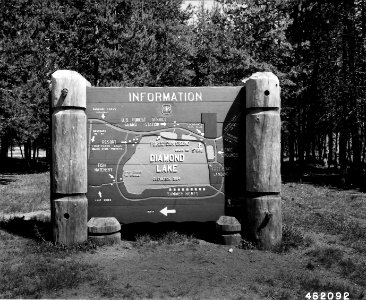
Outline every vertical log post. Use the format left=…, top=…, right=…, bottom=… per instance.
left=51, top=70, right=91, bottom=244
left=245, top=72, right=282, bottom=249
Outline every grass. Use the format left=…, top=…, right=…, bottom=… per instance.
left=134, top=230, right=199, bottom=250
left=306, top=245, right=366, bottom=286
left=340, top=258, right=366, bottom=286
left=307, top=246, right=344, bottom=268
left=0, top=170, right=366, bottom=298
left=255, top=269, right=365, bottom=299
left=282, top=183, right=366, bottom=253
left=0, top=193, right=99, bottom=300
left=252, top=179, right=366, bottom=299
left=0, top=172, right=49, bottom=214
left=0, top=255, right=93, bottom=298
left=308, top=211, right=366, bottom=242
left=0, top=227, right=97, bottom=299
left=272, top=223, right=308, bottom=253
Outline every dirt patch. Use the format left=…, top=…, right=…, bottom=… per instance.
left=56, top=241, right=304, bottom=299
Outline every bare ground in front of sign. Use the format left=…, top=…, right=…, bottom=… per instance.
left=0, top=170, right=365, bottom=299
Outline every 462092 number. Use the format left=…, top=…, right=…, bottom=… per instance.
left=305, top=292, right=349, bottom=300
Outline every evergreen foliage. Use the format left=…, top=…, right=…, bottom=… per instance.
left=0, top=0, right=365, bottom=183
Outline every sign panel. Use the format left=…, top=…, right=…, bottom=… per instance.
left=86, top=87, right=245, bottom=223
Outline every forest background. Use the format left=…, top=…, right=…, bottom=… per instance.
left=1, top=0, right=365, bottom=186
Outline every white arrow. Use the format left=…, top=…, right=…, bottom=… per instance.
left=160, top=207, right=176, bottom=216
left=101, top=113, right=106, bottom=119
left=98, top=191, right=102, bottom=198
left=108, top=174, right=114, bottom=179
left=91, top=136, right=95, bottom=142
left=218, top=151, right=224, bottom=155
left=160, top=122, right=167, bottom=126
left=196, top=129, right=202, bottom=134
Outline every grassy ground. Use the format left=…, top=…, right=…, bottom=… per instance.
left=0, top=172, right=49, bottom=214
left=0, top=170, right=365, bottom=299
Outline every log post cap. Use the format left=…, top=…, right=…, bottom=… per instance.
left=87, top=217, right=121, bottom=234
left=51, top=70, right=91, bottom=109
left=216, top=216, right=241, bottom=233
left=244, top=72, right=280, bottom=108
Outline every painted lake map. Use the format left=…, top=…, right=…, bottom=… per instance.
left=86, top=87, right=244, bottom=223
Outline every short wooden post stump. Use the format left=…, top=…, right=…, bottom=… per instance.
left=88, top=217, right=121, bottom=244
left=216, top=216, right=242, bottom=246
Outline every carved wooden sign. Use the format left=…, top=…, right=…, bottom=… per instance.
left=86, top=87, right=245, bottom=223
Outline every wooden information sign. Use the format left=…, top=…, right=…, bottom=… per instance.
left=51, top=70, right=281, bottom=248
left=86, top=87, right=245, bottom=223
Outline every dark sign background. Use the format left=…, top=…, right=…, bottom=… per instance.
left=86, top=87, right=245, bottom=223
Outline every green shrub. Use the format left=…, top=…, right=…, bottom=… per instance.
left=273, top=224, right=305, bottom=253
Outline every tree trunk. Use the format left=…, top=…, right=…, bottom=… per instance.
left=328, top=132, right=333, bottom=165
left=335, top=132, right=339, bottom=168
left=298, top=108, right=305, bottom=166
left=281, top=134, right=285, bottom=165
left=362, top=0, right=366, bottom=166
left=341, top=0, right=359, bottom=180
left=18, top=142, right=24, bottom=159
left=339, top=130, right=348, bottom=171
left=346, top=0, right=361, bottom=182
left=0, top=135, right=9, bottom=159
left=24, top=140, right=32, bottom=161
left=32, top=141, right=37, bottom=160
left=351, top=124, right=362, bottom=181
left=288, top=130, right=295, bottom=164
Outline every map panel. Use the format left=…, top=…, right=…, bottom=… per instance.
left=86, top=87, right=245, bottom=223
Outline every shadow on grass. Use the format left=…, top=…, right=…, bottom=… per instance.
left=0, top=177, right=16, bottom=185
left=282, top=161, right=365, bottom=192
left=0, top=217, right=219, bottom=244
left=0, top=157, right=49, bottom=176
left=0, top=216, right=52, bottom=242
left=121, top=221, right=218, bottom=244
